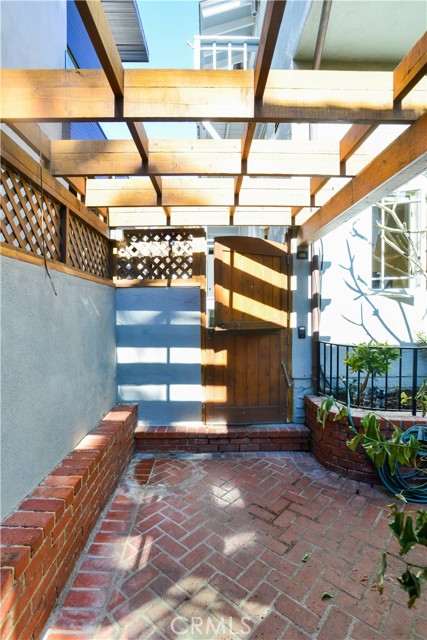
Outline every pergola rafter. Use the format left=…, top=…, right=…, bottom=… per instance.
left=0, top=1, right=425, bottom=241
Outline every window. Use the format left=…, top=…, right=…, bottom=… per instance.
left=372, top=190, right=424, bottom=290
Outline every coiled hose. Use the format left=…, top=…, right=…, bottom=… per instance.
left=346, top=391, right=427, bottom=503
left=377, top=425, right=427, bottom=503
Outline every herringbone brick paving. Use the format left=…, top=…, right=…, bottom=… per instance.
left=42, top=453, right=426, bottom=640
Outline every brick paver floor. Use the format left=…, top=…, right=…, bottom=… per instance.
left=42, top=452, right=426, bottom=640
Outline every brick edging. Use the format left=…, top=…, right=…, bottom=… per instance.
left=135, top=423, right=310, bottom=453
left=0, top=404, right=137, bottom=640
left=304, top=395, right=425, bottom=483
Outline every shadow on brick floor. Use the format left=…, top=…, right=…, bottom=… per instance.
left=42, top=452, right=426, bottom=640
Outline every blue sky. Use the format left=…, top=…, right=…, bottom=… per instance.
left=102, top=0, right=200, bottom=140
left=137, top=0, right=199, bottom=70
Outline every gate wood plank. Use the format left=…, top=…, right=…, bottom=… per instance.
left=246, top=335, right=259, bottom=408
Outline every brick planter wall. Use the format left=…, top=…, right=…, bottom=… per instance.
left=0, top=405, right=137, bottom=640
left=135, top=423, right=310, bottom=453
left=305, top=395, right=425, bottom=483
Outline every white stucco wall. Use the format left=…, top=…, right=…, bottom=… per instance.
left=0, top=256, right=117, bottom=519
left=318, top=176, right=427, bottom=345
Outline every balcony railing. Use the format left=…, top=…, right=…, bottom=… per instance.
left=193, top=36, right=259, bottom=70
left=317, top=341, right=427, bottom=415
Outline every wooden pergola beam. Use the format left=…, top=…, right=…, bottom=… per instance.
left=5, top=123, right=87, bottom=198
left=50, top=138, right=371, bottom=177
left=85, top=176, right=317, bottom=208
left=87, top=177, right=237, bottom=208
left=126, top=121, right=164, bottom=201
left=85, top=177, right=158, bottom=208
left=1, top=26, right=424, bottom=236
left=241, top=122, right=256, bottom=163
left=310, top=176, right=330, bottom=196
left=258, top=70, right=426, bottom=124
left=0, top=69, right=114, bottom=121
left=7, top=123, right=51, bottom=163
left=86, top=184, right=324, bottom=209
left=108, top=207, right=293, bottom=228
left=74, top=1, right=160, bottom=200
left=339, top=124, right=377, bottom=163
left=127, top=122, right=149, bottom=162
left=50, top=139, right=142, bottom=176
left=236, top=0, right=287, bottom=195
left=65, top=176, right=86, bottom=197
left=248, top=140, right=341, bottom=175
left=75, top=0, right=124, bottom=97
left=2, top=69, right=425, bottom=123
left=124, top=69, right=254, bottom=121
left=298, top=112, right=427, bottom=245
left=254, top=1, right=287, bottom=99
left=394, top=31, right=427, bottom=103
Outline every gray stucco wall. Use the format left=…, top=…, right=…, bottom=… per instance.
left=116, top=286, right=202, bottom=426
left=0, top=256, right=117, bottom=519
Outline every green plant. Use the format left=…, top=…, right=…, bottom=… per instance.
left=317, top=396, right=426, bottom=608
left=415, top=330, right=427, bottom=346
left=317, top=398, right=420, bottom=473
left=378, top=505, right=427, bottom=608
left=401, top=378, right=427, bottom=417
left=344, top=341, right=401, bottom=395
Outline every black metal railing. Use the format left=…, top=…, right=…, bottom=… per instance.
left=317, top=341, right=427, bottom=415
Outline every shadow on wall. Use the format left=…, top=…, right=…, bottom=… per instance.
left=116, top=287, right=202, bottom=426
left=339, top=240, right=414, bottom=345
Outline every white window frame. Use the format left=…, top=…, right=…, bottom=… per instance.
left=371, top=189, right=425, bottom=292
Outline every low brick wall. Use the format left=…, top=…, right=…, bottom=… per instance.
left=135, top=423, right=310, bottom=453
left=0, top=405, right=137, bottom=640
left=305, top=395, right=425, bottom=483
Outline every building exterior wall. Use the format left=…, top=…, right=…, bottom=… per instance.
left=0, top=257, right=117, bottom=519
left=290, top=247, right=313, bottom=423
left=116, top=286, right=203, bottom=426
left=318, top=176, right=427, bottom=346
left=0, top=0, right=66, bottom=67
left=0, top=0, right=66, bottom=141
left=64, top=0, right=107, bottom=141
left=266, top=228, right=313, bottom=424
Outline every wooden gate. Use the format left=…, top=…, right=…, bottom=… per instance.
left=205, top=236, right=292, bottom=424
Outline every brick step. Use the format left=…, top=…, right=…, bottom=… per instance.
left=135, top=423, right=311, bottom=453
